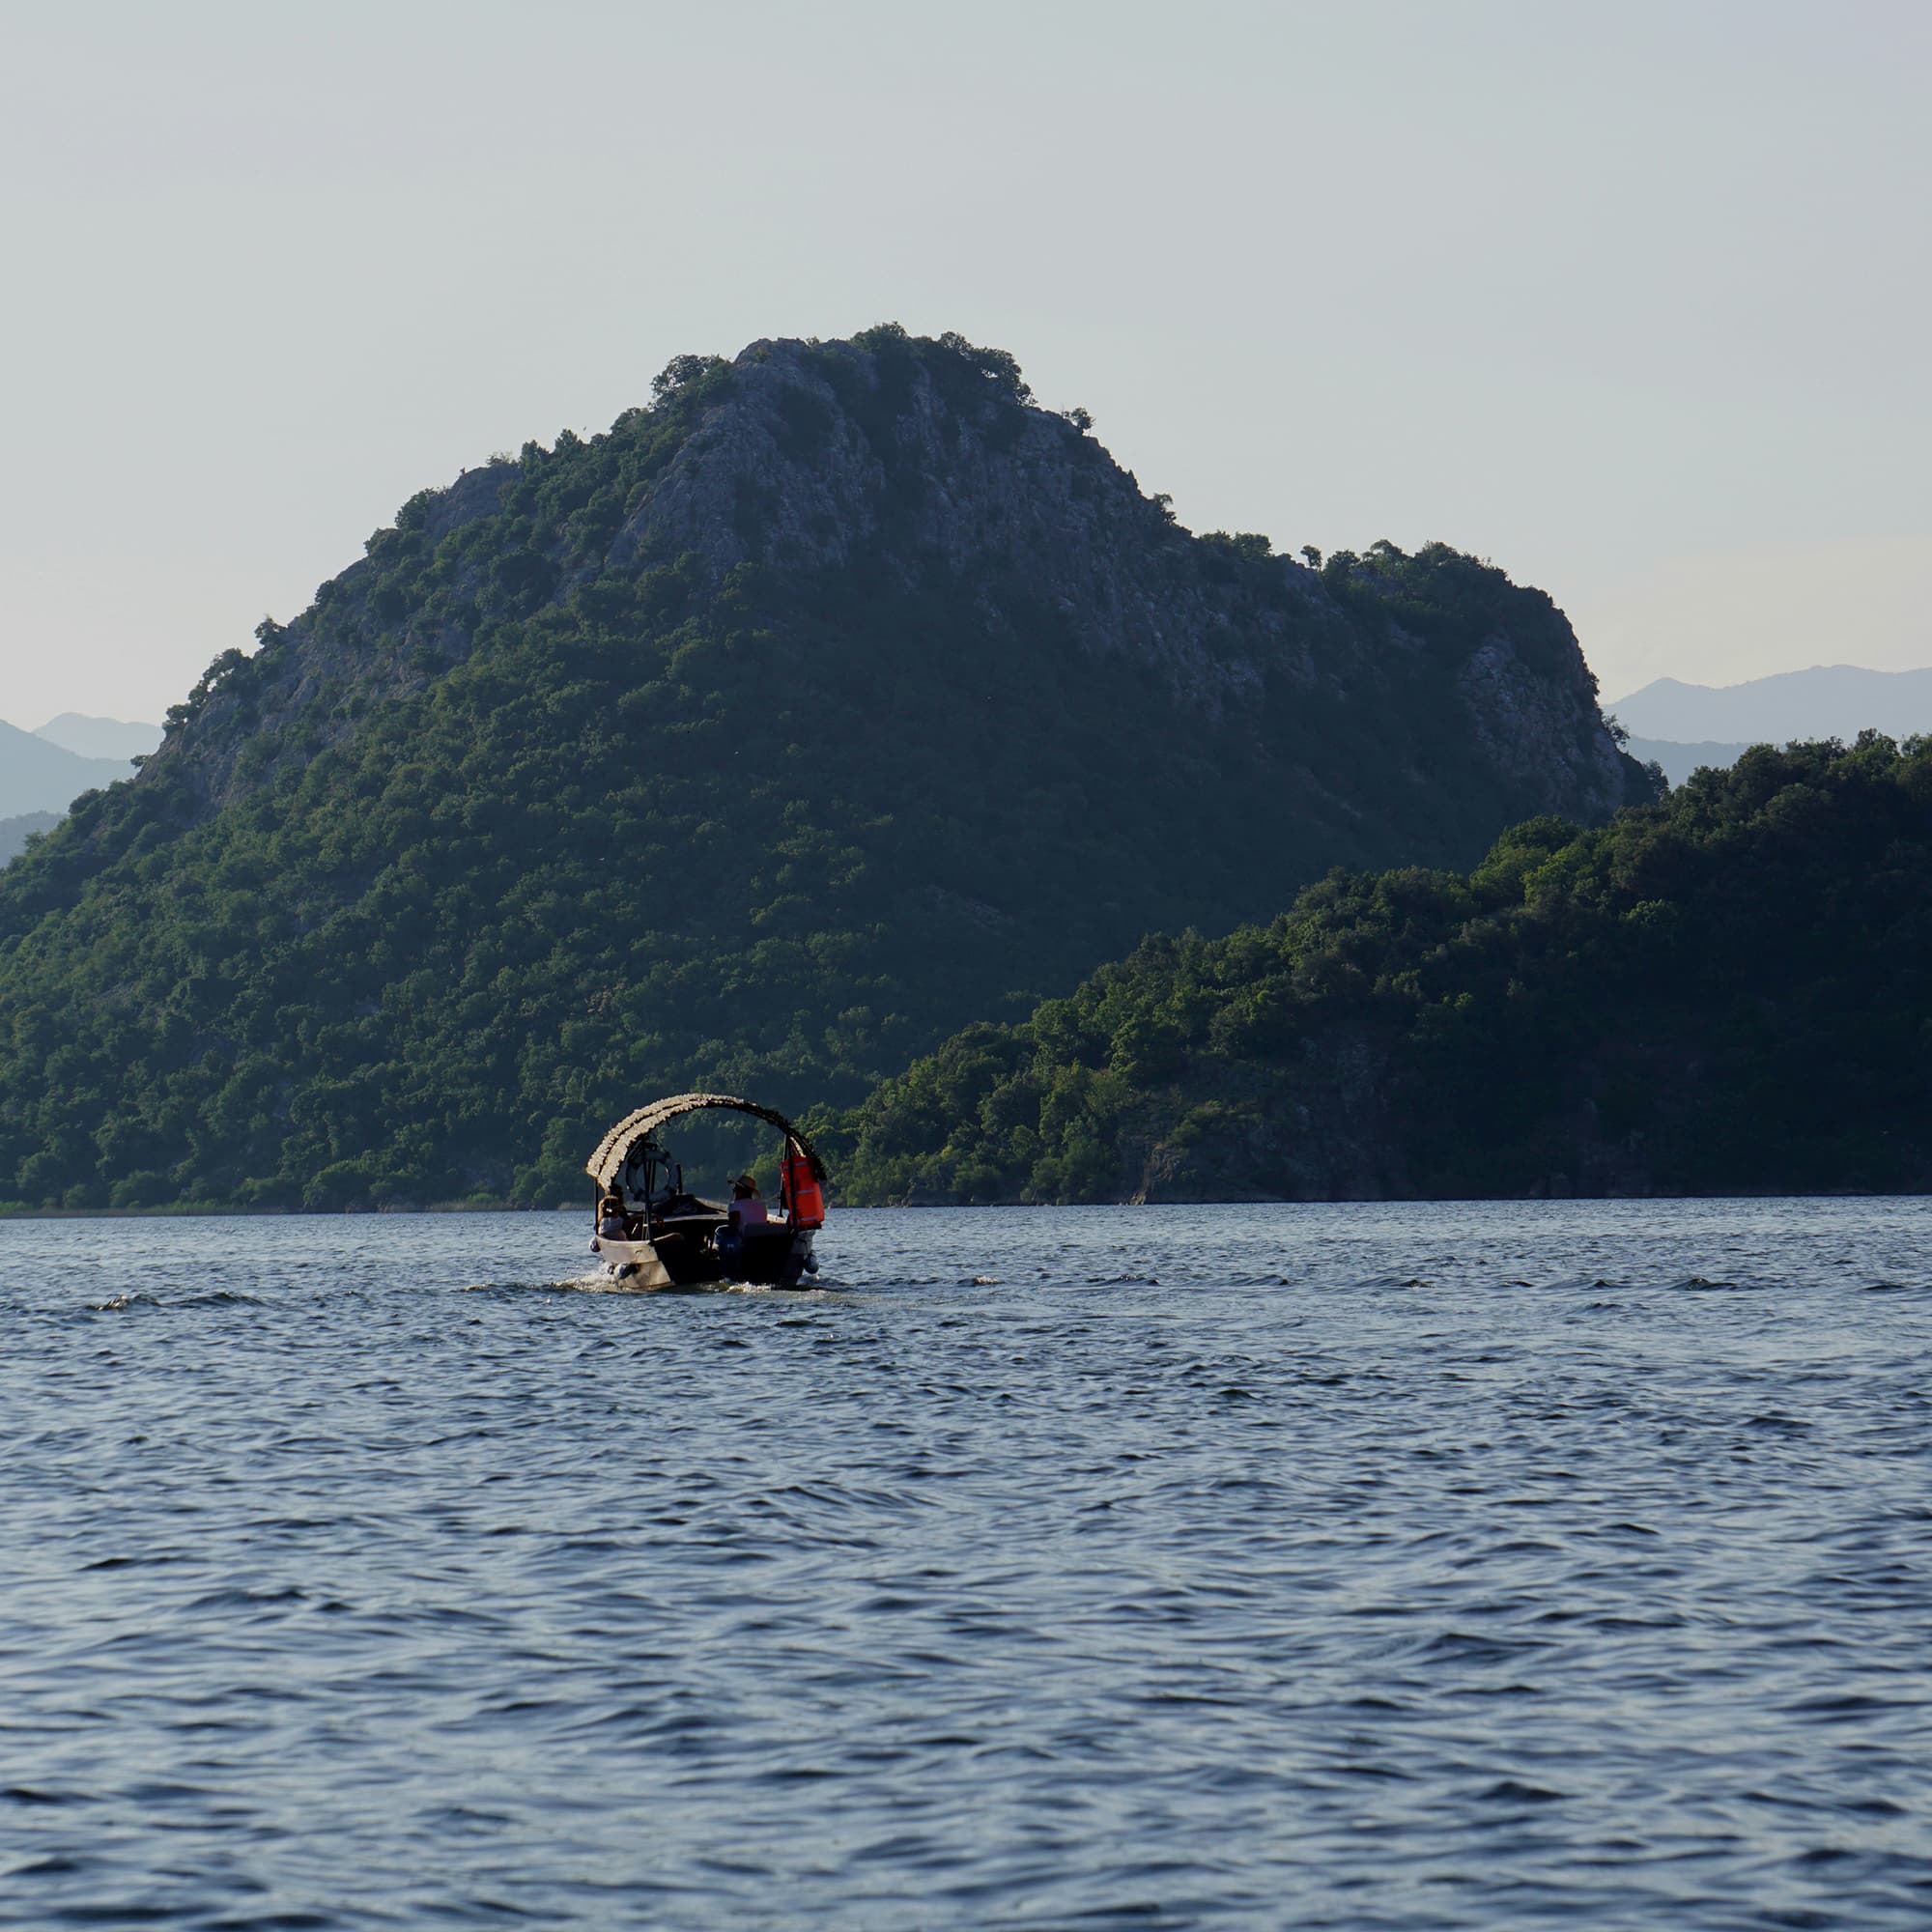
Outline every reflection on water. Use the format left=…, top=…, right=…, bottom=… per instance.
left=4, top=1200, right=1931, bottom=1928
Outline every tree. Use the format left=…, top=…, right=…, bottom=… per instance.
left=651, top=354, right=719, bottom=402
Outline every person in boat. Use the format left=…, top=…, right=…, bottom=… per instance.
left=728, top=1175, right=768, bottom=1230
left=598, top=1193, right=629, bottom=1241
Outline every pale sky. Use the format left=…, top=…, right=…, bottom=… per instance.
left=0, top=0, right=1926, bottom=726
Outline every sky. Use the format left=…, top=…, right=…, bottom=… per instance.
left=0, top=0, right=1926, bottom=726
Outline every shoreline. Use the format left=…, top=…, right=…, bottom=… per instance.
left=1, top=1187, right=1923, bottom=1222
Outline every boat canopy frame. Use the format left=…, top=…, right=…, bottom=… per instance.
left=585, top=1092, right=828, bottom=1194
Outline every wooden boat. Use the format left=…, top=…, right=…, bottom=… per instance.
left=585, top=1093, right=828, bottom=1289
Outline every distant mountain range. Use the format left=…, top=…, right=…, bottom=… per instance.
left=1610, top=665, right=1932, bottom=748
left=0, top=714, right=160, bottom=825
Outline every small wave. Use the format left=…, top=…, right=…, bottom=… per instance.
left=85, top=1286, right=268, bottom=1310
left=1479, top=1777, right=1565, bottom=1804
left=1418, top=1630, right=1551, bottom=1665
left=462, top=1270, right=612, bottom=1293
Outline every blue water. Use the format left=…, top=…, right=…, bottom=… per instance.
left=4, top=1200, right=1931, bottom=1929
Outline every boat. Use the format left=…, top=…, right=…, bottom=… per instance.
left=584, top=1093, right=828, bottom=1289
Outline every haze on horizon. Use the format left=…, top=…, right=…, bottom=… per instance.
left=1, top=0, right=1926, bottom=726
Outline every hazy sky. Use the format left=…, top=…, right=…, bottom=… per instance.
left=1, top=0, right=1926, bottom=726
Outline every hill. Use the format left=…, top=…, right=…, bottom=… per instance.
left=0, top=812, right=61, bottom=868
left=0, top=327, right=1650, bottom=1212
left=1624, top=737, right=1749, bottom=786
left=1611, top=665, right=1932, bottom=746
left=0, top=719, right=132, bottom=817
left=830, top=734, right=1932, bottom=1203
left=35, top=714, right=163, bottom=761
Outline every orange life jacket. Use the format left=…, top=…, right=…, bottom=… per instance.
left=782, top=1144, right=826, bottom=1229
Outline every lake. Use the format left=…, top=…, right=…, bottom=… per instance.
left=4, top=1200, right=1930, bottom=1928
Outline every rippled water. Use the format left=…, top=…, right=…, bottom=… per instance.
left=5, top=1200, right=1932, bottom=1928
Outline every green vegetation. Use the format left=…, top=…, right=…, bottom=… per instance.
left=831, top=735, right=1932, bottom=1202
left=0, top=329, right=1643, bottom=1212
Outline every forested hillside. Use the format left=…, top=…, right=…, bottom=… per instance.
left=831, top=735, right=1932, bottom=1203
left=0, top=328, right=1650, bottom=1211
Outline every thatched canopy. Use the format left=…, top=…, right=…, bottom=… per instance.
left=585, top=1093, right=827, bottom=1191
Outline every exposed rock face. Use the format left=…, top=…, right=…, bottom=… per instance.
left=618, top=340, right=1309, bottom=717
left=140, top=330, right=1646, bottom=829
left=1457, top=635, right=1634, bottom=818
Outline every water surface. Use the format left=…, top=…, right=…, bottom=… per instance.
left=4, top=1200, right=1931, bottom=1927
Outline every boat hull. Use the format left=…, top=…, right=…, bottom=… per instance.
left=592, top=1222, right=817, bottom=1290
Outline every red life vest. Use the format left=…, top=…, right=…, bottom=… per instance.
left=782, top=1144, right=826, bottom=1229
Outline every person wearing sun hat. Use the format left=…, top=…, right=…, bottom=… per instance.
left=728, top=1174, right=768, bottom=1229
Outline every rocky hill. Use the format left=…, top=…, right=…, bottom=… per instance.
left=831, top=735, right=1932, bottom=1203
left=0, top=327, right=1652, bottom=1210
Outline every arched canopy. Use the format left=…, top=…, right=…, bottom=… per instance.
left=585, top=1092, right=828, bottom=1192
